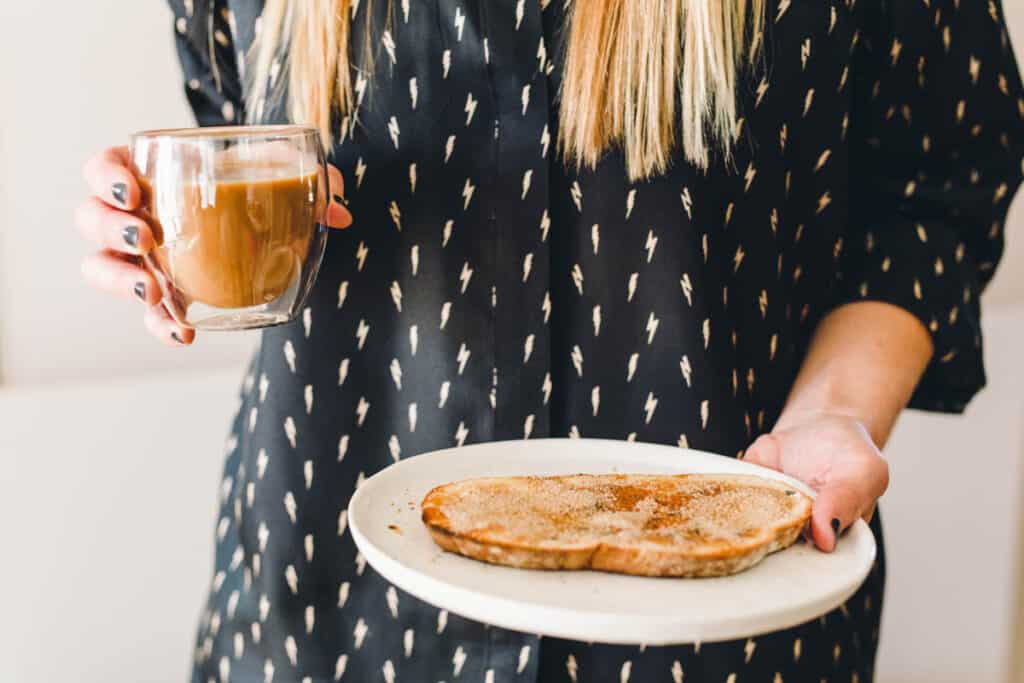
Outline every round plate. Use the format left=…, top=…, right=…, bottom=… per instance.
left=348, top=438, right=876, bottom=645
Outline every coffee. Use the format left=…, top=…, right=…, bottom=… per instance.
left=140, top=165, right=320, bottom=309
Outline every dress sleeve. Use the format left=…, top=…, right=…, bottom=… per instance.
left=838, top=0, right=1024, bottom=413
left=167, top=0, right=244, bottom=127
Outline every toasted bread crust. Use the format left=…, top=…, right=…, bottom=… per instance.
left=421, top=473, right=811, bottom=577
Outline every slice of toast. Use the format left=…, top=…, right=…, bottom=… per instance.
left=421, top=473, right=812, bottom=577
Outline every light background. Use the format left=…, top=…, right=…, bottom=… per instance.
left=0, top=2, right=1022, bottom=682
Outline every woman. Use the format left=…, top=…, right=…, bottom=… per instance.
left=76, top=1, right=1023, bottom=680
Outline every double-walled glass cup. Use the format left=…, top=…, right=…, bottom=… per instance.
left=130, top=125, right=329, bottom=330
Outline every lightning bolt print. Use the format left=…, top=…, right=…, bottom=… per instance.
left=355, top=319, right=370, bottom=350
left=645, top=230, right=658, bottom=262
left=680, top=273, right=693, bottom=305
left=571, top=345, right=584, bottom=377
left=540, top=124, right=550, bottom=158
left=356, top=397, right=370, bottom=427
left=453, top=7, right=465, bottom=41
left=680, top=355, right=692, bottom=387
left=464, top=92, right=477, bottom=125
left=680, top=186, right=693, bottom=219
left=355, top=241, right=368, bottom=271
left=644, top=393, right=658, bottom=424
left=354, top=157, right=366, bottom=188
left=462, top=178, right=475, bottom=209
left=459, top=261, right=473, bottom=293
left=646, top=312, right=660, bottom=344
left=571, top=264, right=584, bottom=295
left=570, top=181, right=583, bottom=211
left=625, top=188, right=637, bottom=219
left=457, top=343, right=471, bottom=375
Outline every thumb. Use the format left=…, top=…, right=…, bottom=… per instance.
left=325, top=164, right=353, bottom=229
left=809, top=482, right=862, bottom=553
left=742, top=433, right=783, bottom=471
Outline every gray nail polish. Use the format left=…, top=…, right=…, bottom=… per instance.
left=122, top=226, right=139, bottom=248
left=133, top=282, right=146, bottom=301
left=831, top=518, right=841, bottom=535
left=112, top=183, right=128, bottom=206
left=171, top=331, right=184, bottom=344
left=333, top=193, right=346, bottom=205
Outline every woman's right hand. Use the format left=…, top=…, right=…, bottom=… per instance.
left=77, top=146, right=195, bottom=346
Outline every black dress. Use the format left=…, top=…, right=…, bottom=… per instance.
left=170, top=1, right=1024, bottom=681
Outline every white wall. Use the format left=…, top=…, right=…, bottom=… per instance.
left=0, top=1, right=255, bottom=387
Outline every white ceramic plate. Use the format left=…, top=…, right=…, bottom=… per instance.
left=348, top=438, right=876, bottom=645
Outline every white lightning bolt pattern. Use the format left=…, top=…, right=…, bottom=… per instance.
left=701, top=400, right=710, bottom=429
left=627, top=352, right=639, bottom=382
left=408, top=402, right=418, bottom=432
left=245, top=408, right=255, bottom=433
left=305, top=603, right=315, bottom=633
left=591, top=385, right=600, bottom=416
left=390, top=281, right=402, bottom=312
left=524, top=334, right=535, bottom=364
left=263, top=659, right=274, bottom=683
left=522, top=252, right=534, bottom=282
left=542, top=372, right=552, bottom=405
left=627, top=272, right=638, bottom=302
left=440, top=301, right=452, bottom=329
left=571, top=263, right=584, bottom=295
left=403, top=629, right=414, bottom=658
left=645, top=229, right=658, bottom=262
left=524, top=414, right=535, bottom=439
left=464, top=92, right=477, bottom=125
left=350, top=0, right=360, bottom=19
left=620, top=661, right=632, bottom=683
left=744, top=638, right=756, bottom=663
left=515, top=0, right=525, bottom=28
left=680, top=186, right=693, bottom=219
left=646, top=312, right=660, bottom=344
left=702, top=234, right=709, bottom=262
left=521, top=84, right=531, bottom=115
left=356, top=319, right=370, bottom=350
left=390, top=358, right=402, bottom=390
left=304, top=384, right=313, bottom=415
left=538, top=122, right=552, bottom=158
left=284, top=416, right=297, bottom=448
left=284, top=491, right=297, bottom=524
left=455, top=421, right=469, bottom=447
left=671, top=660, right=684, bottom=683
left=303, top=460, right=313, bottom=492
left=744, top=162, right=757, bottom=192
left=303, top=307, right=312, bottom=338
left=387, top=116, right=400, bottom=149
left=539, top=210, right=552, bottom=242
left=410, top=245, right=420, bottom=277
left=442, top=49, right=451, bottom=78
left=227, top=590, right=240, bottom=619
left=644, top=393, right=658, bottom=424
left=408, top=162, right=418, bottom=194
left=570, top=181, right=583, bottom=211
left=354, top=73, right=368, bottom=106
left=334, top=654, right=348, bottom=681
left=354, top=397, right=371, bottom=427
left=459, top=261, right=474, bottom=293
left=442, top=219, right=455, bottom=247
left=770, top=333, right=778, bottom=360
left=680, top=274, right=693, bottom=306
left=251, top=621, right=261, bottom=643
left=338, top=358, right=350, bottom=387
left=567, top=654, right=578, bottom=682
left=734, top=245, right=746, bottom=272
left=702, top=318, right=711, bottom=349
left=337, top=509, right=348, bottom=535
left=453, top=646, right=467, bottom=676
left=439, top=381, right=451, bottom=408
left=408, top=326, right=419, bottom=359
left=680, top=355, right=693, bottom=388
left=259, top=594, right=270, bottom=621
left=400, top=0, right=410, bottom=21
left=285, top=565, right=298, bottom=594
left=457, top=342, right=471, bottom=374
left=759, top=289, right=768, bottom=318
left=776, top=0, right=791, bottom=22
left=803, top=88, right=815, bottom=117
left=354, top=157, right=367, bottom=188
left=485, top=671, right=495, bottom=683
left=794, top=637, right=802, bottom=662
left=219, top=657, right=230, bottom=682
left=353, top=618, right=368, bottom=649
left=257, top=449, right=268, bottom=479
left=542, top=291, right=551, bottom=323
left=517, top=645, right=531, bottom=673
left=462, top=178, right=475, bottom=209
left=521, top=169, right=533, bottom=199
left=537, top=37, right=547, bottom=71
left=444, top=135, right=456, bottom=163
left=381, top=30, right=397, bottom=64
left=386, top=585, right=399, bottom=618
left=571, top=345, right=584, bottom=376
left=801, top=38, right=811, bottom=70
left=283, top=340, right=296, bottom=373
left=625, top=188, right=637, bottom=219
left=356, top=241, right=368, bottom=271
left=233, top=631, right=244, bottom=659
left=437, top=609, right=448, bottom=634
left=755, top=78, right=770, bottom=108
left=592, top=305, right=601, bottom=336
left=259, top=373, right=269, bottom=402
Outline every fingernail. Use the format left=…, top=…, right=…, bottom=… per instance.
left=333, top=193, right=346, bottom=205
left=112, top=183, right=128, bottom=206
left=831, top=518, right=841, bottom=535
left=122, top=226, right=140, bottom=248
left=171, top=331, right=184, bottom=345
left=133, top=282, right=146, bottom=301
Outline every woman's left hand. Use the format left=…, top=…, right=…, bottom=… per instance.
left=742, top=412, right=890, bottom=553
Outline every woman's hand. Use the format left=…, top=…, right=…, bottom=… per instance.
left=742, top=412, right=889, bottom=552
left=76, top=146, right=352, bottom=346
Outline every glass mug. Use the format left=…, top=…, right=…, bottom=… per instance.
left=130, top=125, right=330, bottom=330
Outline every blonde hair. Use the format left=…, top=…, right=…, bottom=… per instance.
left=247, top=0, right=764, bottom=181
